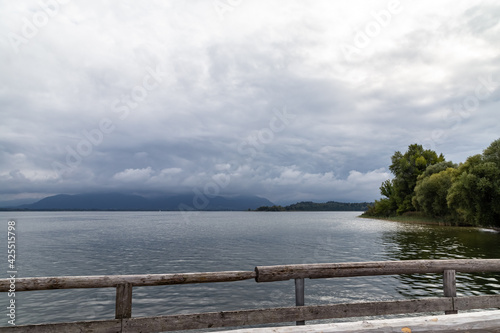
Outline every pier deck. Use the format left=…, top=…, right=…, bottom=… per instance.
left=220, top=310, right=500, bottom=332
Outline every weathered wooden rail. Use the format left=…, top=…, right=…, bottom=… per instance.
left=1, top=259, right=500, bottom=332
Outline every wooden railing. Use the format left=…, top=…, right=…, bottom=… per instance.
left=1, top=259, right=500, bottom=332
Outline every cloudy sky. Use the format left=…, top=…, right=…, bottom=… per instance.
left=1, top=0, right=499, bottom=205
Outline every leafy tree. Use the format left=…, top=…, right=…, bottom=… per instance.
left=447, top=140, right=500, bottom=227
left=483, top=138, right=500, bottom=165
left=365, top=138, right=500, bottom=227
left=365, top=198, right=395, bottom=217
left=370, top=180, right=399, bottom=215
left=413, top=167, right=456, bottom=219
left=373, top=144, right=445, bottom=215
left=412, top=161, right=457, bottom=218
left=417, top=161, right=457, bottom=179
left=286, top=201, right=370, bottom=211
left=258, top=201, right=372, bottom=212
left=256, top=205, right=286, bottom=211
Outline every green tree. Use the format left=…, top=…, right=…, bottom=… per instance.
left=483, top=138, right=500, bottom=165
left=365, top=144, right=445, bottom=216
left=388, top=144, right=445, bottom=214
left=413, top=167, right=456, bottom=219
left=417, top=161, right=457, bottom=179
left=447, top=141, right=500, bottom=227
left=365, top=198, right=395, bottom=217
left=412, top=161, right=457, bottom=218
left=256, top=205, right=286, bottom=211
left=365, top=138, right=500, bottom=227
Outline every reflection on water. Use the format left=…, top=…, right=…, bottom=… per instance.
left=0, top=212, right=498, bottom=327
left=382, top=222, right=500, bottom=298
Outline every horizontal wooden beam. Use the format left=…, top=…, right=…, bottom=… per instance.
left=0, top=271, right=256, bottom=292
left=0, top=319, right=121, bottom=333
left=255, top=259, right=500, bottom=282
left=216, top=310, right=500, bottom=333
left=2, top=259, right=499, bottom=291
left=2, top=295, right=499, bottom=333
left=122, top=297, right=455, bottom=332
left=455, top=294, right=500, bottom=310
left=120, top=298, right=452, bottom=332
left=123, top=295, right=500, bottom=332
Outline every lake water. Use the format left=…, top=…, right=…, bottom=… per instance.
left=0, top=211, right=499, bottom=328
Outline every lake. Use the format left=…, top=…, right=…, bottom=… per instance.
left=0, top=211, right=499, bottom=328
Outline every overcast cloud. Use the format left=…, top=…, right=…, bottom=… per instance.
left=1, top=0, right=499, bottom=204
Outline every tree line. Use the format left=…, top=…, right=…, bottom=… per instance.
left=256, top=201, right=372, bottom=212
left=363, top=138, right=500, bottom=227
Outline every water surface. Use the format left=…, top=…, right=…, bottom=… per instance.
left=0, top=211, right=498, bottom=327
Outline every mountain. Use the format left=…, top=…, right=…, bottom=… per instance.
left=18, top=193, right=150, bottom=210
left=13, top=193, right=274, bottom=211
left=0, top=198, right=39, bottom=208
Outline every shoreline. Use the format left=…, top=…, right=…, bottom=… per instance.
left=358, top=213, right=449, bottom=225
left=359, top=213, right=500, bottom=232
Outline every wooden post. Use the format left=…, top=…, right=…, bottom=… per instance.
left=443, top=270, right=458, bottom=314
left=116, top=283, right=133, bottom=319
left=295, top=278, right=305, bottom=325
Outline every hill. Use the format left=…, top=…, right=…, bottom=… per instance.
left=255, top=201, right=372, bottom=211
left=10, top=193, right=274, bottom=211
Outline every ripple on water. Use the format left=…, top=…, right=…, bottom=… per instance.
left=0, top=211, right=499, bottom=326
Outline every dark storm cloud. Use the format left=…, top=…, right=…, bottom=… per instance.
left=1, top=0, right=499, bottom=204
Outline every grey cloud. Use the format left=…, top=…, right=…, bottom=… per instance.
left=1, top=0, right=499, bottom=204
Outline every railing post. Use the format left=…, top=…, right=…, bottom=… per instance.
left=443, top=269, right=458, bottom=315
left=295, top=278, right=305, bottom=325
left=116, top=283, right=133, bottom=319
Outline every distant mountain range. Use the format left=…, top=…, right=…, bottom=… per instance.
left=0, top=193, right=373, bottom=212
left=3, top=193, right=274, bottom=211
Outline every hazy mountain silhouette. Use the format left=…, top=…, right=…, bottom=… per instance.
left=15, top=192, right=274, bottom=211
